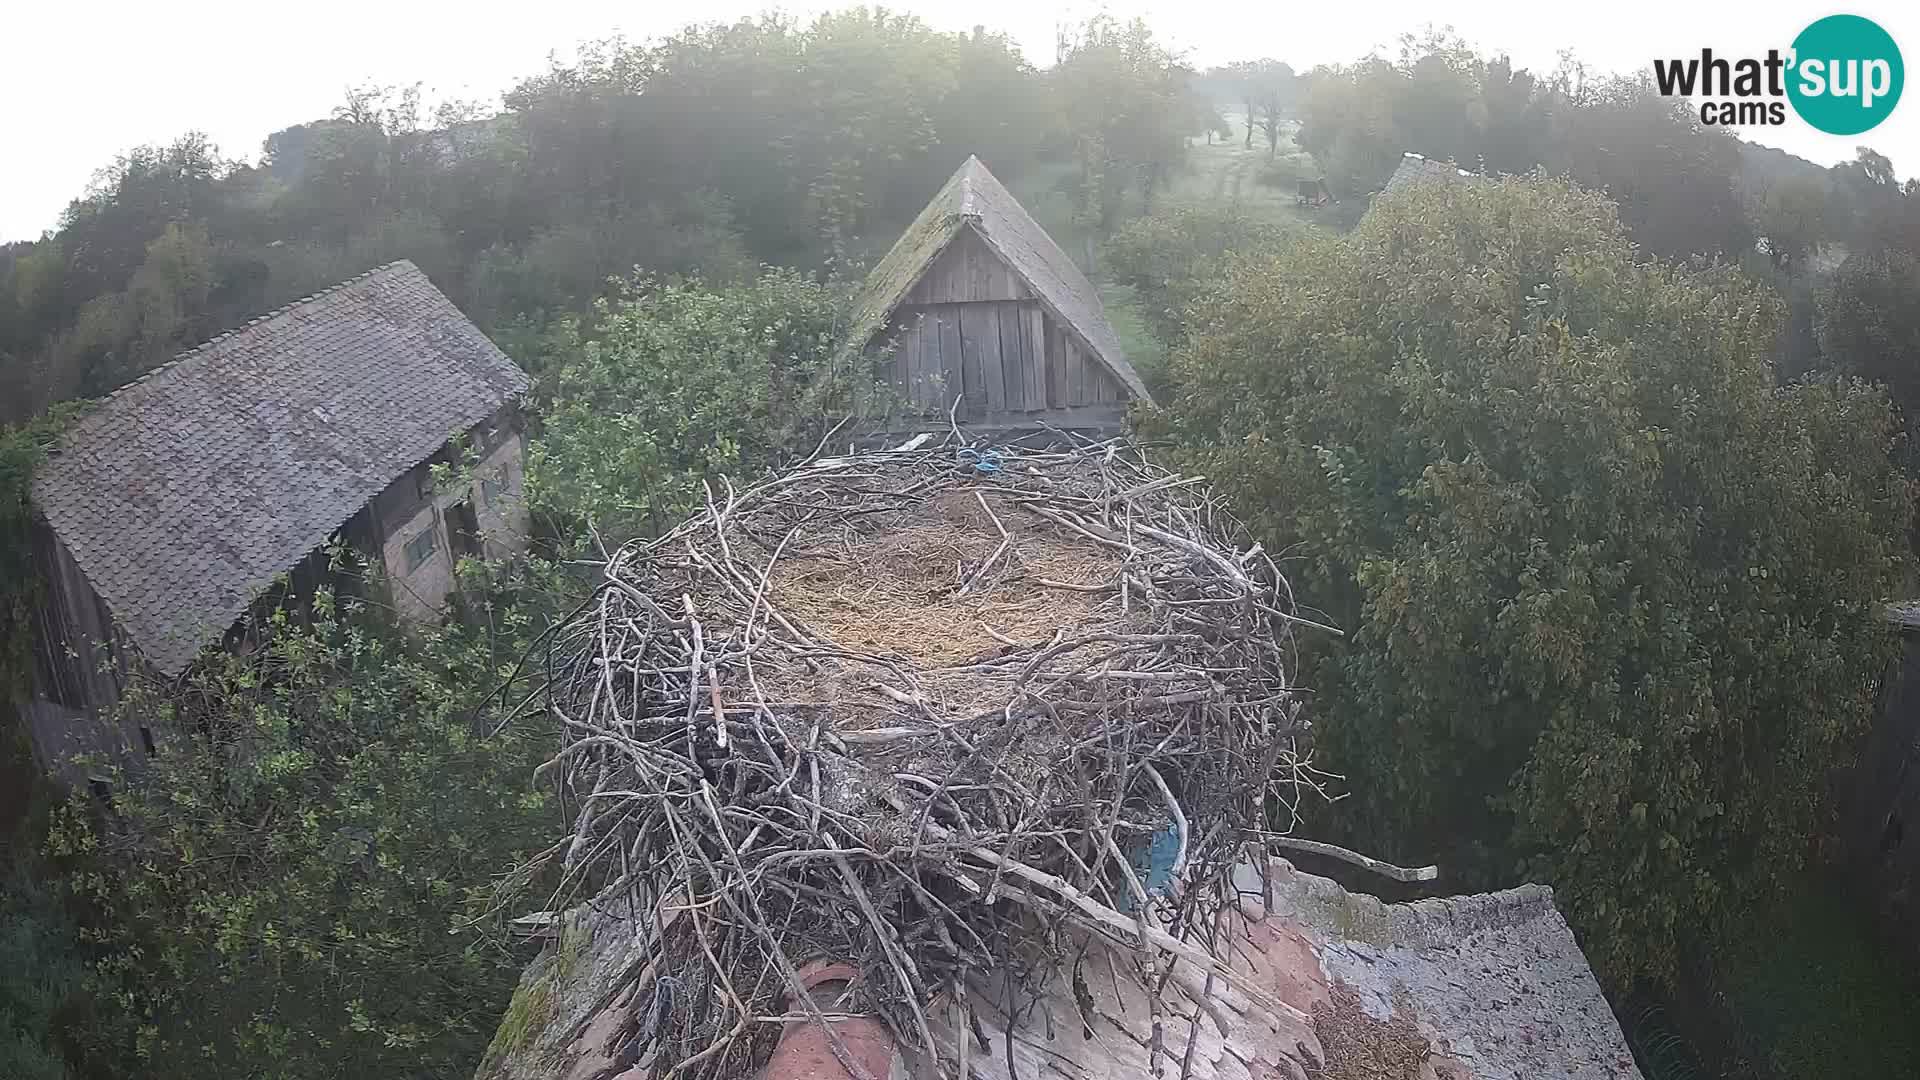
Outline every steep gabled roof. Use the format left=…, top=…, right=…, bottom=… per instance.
left=32, top=260, right=529, bottom=676
left=852, top=156, right=1150, bottom=402
left=1381, top=151, right=1483, bottom=195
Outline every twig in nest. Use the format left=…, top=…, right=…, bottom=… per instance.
left=503, top=434, right=1343, bottom=1080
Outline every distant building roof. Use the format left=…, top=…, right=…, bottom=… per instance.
left=851, top=155, right=1150, bottom=402
left=478, top=858, right=1642, bottom=1080
left=1884, top=600, right=1920, bottom=630
left=1381, top=151, right=1483, bottom=196
left=32, top=261, right=528, bottom=676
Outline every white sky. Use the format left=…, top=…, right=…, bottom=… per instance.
left=4, top=0, right=1917, bottom=242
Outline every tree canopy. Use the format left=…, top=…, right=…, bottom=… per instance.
left=1153, top=175, right=1911, bottom=978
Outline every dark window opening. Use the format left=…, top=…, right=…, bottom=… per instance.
left=448, top=501, right=482, bottom=561
left=139, top=725, right=157, bottom=756
left=403, top=526, right=438, bottom=572
left=480, top=469, right=507, bottom=507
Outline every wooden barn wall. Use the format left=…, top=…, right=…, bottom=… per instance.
left=21, top=519, right=150, bottom=785
left=902, top=228, right=1033, bottom=306
left=28, top=519, right=128, bottom=712
left=881, top=300, right=1128, bottom=423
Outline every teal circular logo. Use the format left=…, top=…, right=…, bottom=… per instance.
left=1787, top=15, right=1904, bottom=135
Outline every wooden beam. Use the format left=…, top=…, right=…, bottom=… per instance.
left=997, top=301, right=1025, bottom=411
left=954, top=306, right=985, bottom=418
left=1025, top=304, right=1047, bottom=411
left=963, top=304, right=1005, bottom=413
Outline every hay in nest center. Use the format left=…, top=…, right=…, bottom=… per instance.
left=530, top=436, right=1338, bottom=1079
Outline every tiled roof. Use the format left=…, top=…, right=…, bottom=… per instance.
left=482, top=858, right=1642, bottom=1080
left=31, top=261, right=529, bottom=676
left=851, top=156, right=1151, bottom=403
left=1381, top=151, right=1483, bottom=195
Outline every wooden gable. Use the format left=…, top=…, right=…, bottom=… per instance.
left=875, top=226, right=1129, bottom=428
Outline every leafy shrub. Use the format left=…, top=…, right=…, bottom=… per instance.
left=0, top=867, right=85, bottom=1080
left=528, top=269, right=872, bottom=542
left=1103, top=205, right=1297, bottom=346
left=1253, top=151, right=1317, bottom=189
left=48, top=567, right=562, bottom=1079
left=1153, top=175, right=1910, bottom=980
left=1816, top=247, right=1920, bottom=426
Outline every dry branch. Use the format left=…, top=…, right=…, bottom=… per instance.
left=515, top=433, right=1334, bottom=1078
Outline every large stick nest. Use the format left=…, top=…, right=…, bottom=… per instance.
left=530, top=435, right=1335, bottom=1078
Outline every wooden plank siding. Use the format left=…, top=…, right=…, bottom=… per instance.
left=1025, top=306, right=1047, bottom=408
left=874, top=229, right=1129, bottom=427
left=902, top=228, right=1033, bottom=306
left=879, top=300, right=1125, bottom=421
left=967, top=304, right=1005, bottom=412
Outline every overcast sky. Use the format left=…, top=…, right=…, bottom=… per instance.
left=5, top=0, right=1916, bottom=242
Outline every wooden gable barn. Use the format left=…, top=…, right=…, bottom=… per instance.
left=852, top=156, right=1151, bottom=432
left=19, top=261, right=532, bottom=785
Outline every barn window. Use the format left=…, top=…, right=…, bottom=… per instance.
left=403, top=526, right=438, bottom=572
left=480, top=468, right=508, bottom=507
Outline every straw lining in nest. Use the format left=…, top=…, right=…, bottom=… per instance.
left=517, top=434, right=1339, bottom=1080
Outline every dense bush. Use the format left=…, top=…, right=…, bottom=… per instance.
left=527, top=269, right=872, bottom=542
left=1102, top=204, right=1296, bottom=346
left=1816, top=247, right=1920, bottom=429
left=47, top=567, right=563, bottom=1078
left=0, top=867, right=86, bottom=1080
left=1154, top=175, right=1911, bottom=979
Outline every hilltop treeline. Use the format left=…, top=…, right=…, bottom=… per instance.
left=9, top=17, right=1920, bottom=425
left=0, top=11, right=1198, bottom=422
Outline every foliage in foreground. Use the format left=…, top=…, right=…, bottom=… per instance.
left=47, top=569, right=561, bottom=1078
left=1102, top=203, right=1298, bottom=346
left=0, top=866, right=86, bottom=1080
left=1153, top=176, right=1911, bottom=980
left=1816, top=246, right=1920, bottom=434
left=1708, top=875, right=1920, bottom=1079
left=527, top=269, right=868, bottom=544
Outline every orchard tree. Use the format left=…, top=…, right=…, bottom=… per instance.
left=1230, top=60, right=1297, bottom=159
left=1154, top=175, right=1910, bottom=979
left=1052, top=16, right=1192, bottom=236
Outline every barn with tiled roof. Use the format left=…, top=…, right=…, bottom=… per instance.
left=19, top=260, right=530, bottom=782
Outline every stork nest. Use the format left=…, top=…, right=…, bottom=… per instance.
left=523, top=435, right=1337, bottom=1079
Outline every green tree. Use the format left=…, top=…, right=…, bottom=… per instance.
left=1231, top=60, right=1297, bottom=160
left=49, top=573, right=561, bottom=1079
left=527, top=270, right=866, bottom=542
left=1052, top=16, right=1193, bottom=244
left=1755, top=177, right=1835, bottom=273
left=1103, top=204, right=1298, bottom=345
left=1816, top=247, right=1920, bottom=425
left=1296, top=60, right=1404, bottom=197
left=0, top=864, right=86, bottom=1080
left=1154, top=175, right=1910, bottom=979
left=1547, top=77, right=1753, bottom=261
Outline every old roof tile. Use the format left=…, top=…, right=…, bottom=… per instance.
left=31, top=260, right=528, bottom=676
